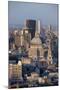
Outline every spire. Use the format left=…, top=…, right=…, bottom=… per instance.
left=35, top=20, right=41, bottom=37
left=48, top=25, right=51, bottom=32
left=37, top=20, right=41, bottom=34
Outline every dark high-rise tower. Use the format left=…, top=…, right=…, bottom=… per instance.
left=25, top=19, right=36, bottom=39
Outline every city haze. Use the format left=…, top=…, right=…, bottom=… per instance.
left=8, top=1, right=58, bottom=28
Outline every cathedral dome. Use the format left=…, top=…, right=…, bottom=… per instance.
left=30, top=20, right=42, bottom=45
left=31, top=35, right=42, bottom=45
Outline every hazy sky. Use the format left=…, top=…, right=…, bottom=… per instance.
left=8, top=1, right=58, bottom=28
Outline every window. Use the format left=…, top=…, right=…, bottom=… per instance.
left=44, top=51, right=48, bottom=59
left=37, top=48, right=40, bottom=57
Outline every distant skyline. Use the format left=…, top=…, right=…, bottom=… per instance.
left=8, top=1, right=58, bottom=28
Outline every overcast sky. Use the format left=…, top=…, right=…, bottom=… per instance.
left=8, top=1, right=58, bottom=28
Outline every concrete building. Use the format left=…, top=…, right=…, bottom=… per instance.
left=9, top=60, right=22, bottom=80
left=9, top=43, right=16, bottom=50
left=47, top=43, right=53, bottom=65
left=21, top=57, right=31, bottom=64
left=22, top=27, right=31, bottom=50
left=46, top=25, right=53, bottom=65
left=26, top=72, right=39, bottom=82
left=14, top=31, right=21, bottom=47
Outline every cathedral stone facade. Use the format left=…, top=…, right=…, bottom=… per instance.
left=28, top=20, right=52, bottom=65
